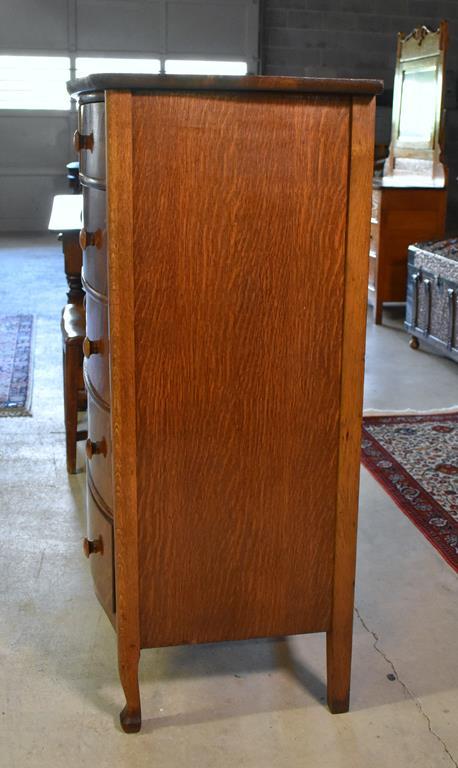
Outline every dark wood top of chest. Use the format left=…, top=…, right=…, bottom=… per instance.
left=68, top=73, right=383, bottom=101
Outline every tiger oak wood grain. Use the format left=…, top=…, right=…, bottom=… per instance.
left=132, top=93, right=350, bottom=647
left=105, top=91, right=142, bottom=732
left=75, top=79, right=378, bottom=732
left=327, top=96, right=375, bottom=713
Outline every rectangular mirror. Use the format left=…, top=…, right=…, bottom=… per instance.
left=398, top=66, right=437, bottom=145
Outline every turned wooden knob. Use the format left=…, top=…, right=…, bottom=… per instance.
left=79, top=228, right=103, bottom=250
left=83, top=336, right=101, bottom=358
left=73, top=129, right=94, bottom=153
left=86, top=437, right=107, bottom=459
left=83, top=536, right=103, bottom=557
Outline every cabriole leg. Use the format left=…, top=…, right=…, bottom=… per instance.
left=119, top=649, right=141, bottom=733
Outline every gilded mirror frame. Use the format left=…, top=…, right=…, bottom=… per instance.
left=383, top=20, right=448, bottom=187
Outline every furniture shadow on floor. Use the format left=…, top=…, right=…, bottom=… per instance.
left=139, top=636, right=327, bottom=734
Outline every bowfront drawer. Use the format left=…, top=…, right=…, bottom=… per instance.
left=85, top=486, right=115, bottom=625
left=86, top=388, right=113, bottom=511
left=76, top=102, right=105, bottom=184
left=84, top=290, right=110, bottom=406
left=82, top=186, right=107, bottom=295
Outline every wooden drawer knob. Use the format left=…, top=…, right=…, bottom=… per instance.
left=86, top=437, right=107, bottom=459
left=74, top=130, right=94, bottom=153
left=83, top=336, right=102, bottom=358
left=79, top=228, right=103, bottom=250
left=83, top=536, right=103, bottom=557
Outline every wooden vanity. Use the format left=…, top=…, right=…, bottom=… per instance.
left=369, top=22, right=448, bottom=324
left=69, top=73, right=382, bottom=732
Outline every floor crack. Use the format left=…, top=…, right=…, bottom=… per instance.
left=355, top=606, right=457, bottom=768
left=35, top=550, right=45, bottom=580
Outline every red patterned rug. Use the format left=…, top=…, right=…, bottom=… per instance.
left=361, top=413, right=458, bottom=572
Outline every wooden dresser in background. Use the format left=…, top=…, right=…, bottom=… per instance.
left=369, top=185, right=446, bottom=324
left=70, top=73, right=382, bottom=733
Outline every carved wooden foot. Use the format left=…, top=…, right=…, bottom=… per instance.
left=120, top=704, right=142, bottom=733
left=409, top=335, right=419, bottom=350
left=119, top=648, right=141, bottom=733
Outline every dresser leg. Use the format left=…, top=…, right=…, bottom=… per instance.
left=326, top=628, right=351, bottom=714
left=119, top=651, right=142, bottom=733
left=63, top=345, right=79, bottom=474
left=374, top=299, right=383, bottom=325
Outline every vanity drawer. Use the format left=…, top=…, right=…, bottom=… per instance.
left=77, top=102, right=106, bottom=185
left=84, top=290, right=110, bottom=406
left=82, top=186, right=107, bottom=296
left=86, top=486, right=115, bottom=625
left=86, top=388, right=113, bottom=510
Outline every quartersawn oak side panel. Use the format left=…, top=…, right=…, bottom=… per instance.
left=327, top=95, right=376, bottom=712
left=105, top=92, right=141, bottom=706
left=132, top=93, right=351, bottom=648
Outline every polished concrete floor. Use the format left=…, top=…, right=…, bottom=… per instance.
left=0, top=235, right=457, bottom=767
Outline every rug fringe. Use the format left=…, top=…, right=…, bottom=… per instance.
left=0, top=408, right=33, bottom=417
left=363, top=406, right=458, bottom=416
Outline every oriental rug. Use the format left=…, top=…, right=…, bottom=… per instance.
left=0, top=315, right=34, bottom=416
left=361, top=412, right=458, bottom=573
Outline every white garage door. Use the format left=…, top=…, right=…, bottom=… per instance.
left=0, top=0, right=260, bottom=231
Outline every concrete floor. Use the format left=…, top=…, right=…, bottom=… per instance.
left=0, top=234, right=457, bottom=767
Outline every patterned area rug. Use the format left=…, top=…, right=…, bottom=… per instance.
left=0, top=315, right=34, bottom=416
left=361, top=413, right=458, bottom=572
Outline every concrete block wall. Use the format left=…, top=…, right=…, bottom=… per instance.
left=261, top=1, right=458, bottom=230
left=262, top=0, right=457, bottom=88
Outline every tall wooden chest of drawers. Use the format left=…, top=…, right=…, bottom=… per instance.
left=70, top=74, right=381, bottom=733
